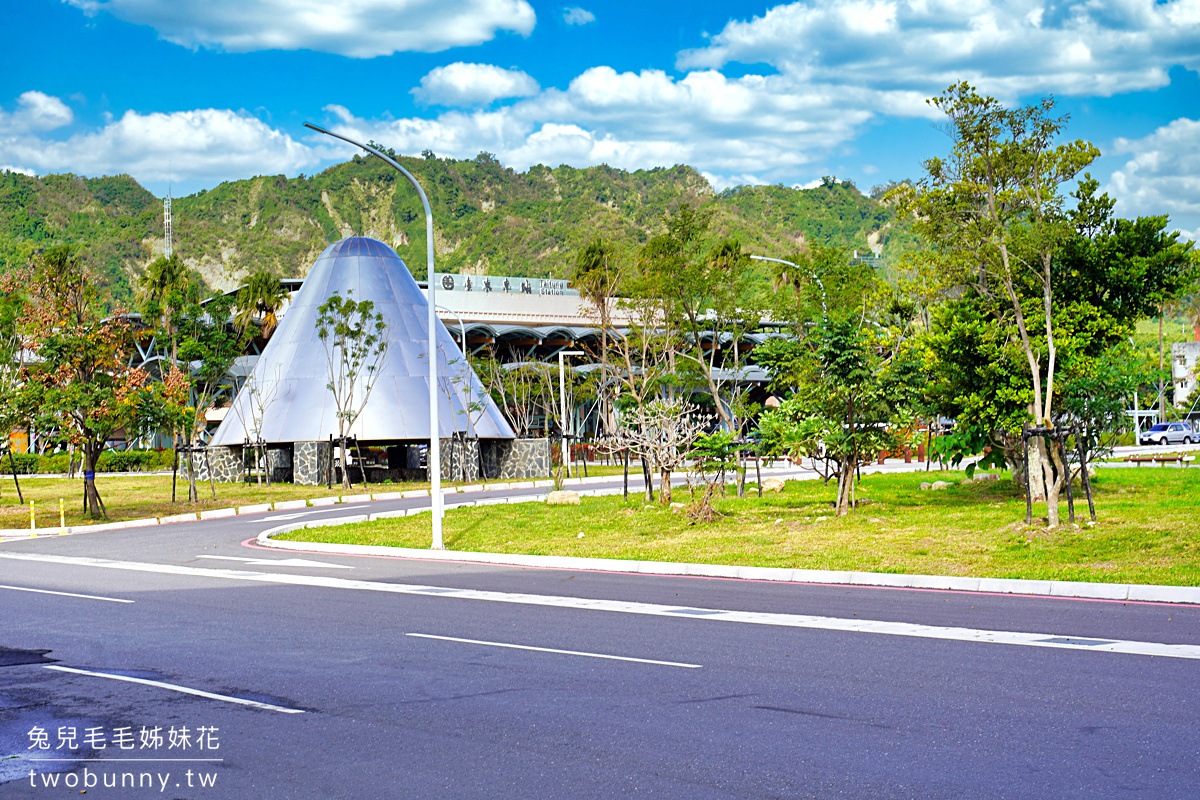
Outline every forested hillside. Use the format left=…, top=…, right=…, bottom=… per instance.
left=0, top=153, right=915, bottom=302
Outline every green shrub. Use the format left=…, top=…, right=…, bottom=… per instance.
left=38, top=453, right=71, bottom=474
left=4, top=453, right=39, bottom=474
left=96, top=450, right=160, bottom=472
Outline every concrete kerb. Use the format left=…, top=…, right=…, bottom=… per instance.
left=252, top=487, right=1200, bottom=605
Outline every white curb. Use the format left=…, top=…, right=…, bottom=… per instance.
left=254, top=503, right=1200, bottom=606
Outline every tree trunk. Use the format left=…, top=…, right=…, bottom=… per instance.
left=641, top=455, right=653, bottom=502
left=341, top=438, right=351, bottom=490
left=660, top=469, right=672, bottom=504
left=1026, top=435, right=1049, bottom=503
left=82, top=442, right=106, bottom=519
left=736, top=450, right=746, bottom=498
left=835, top=458, right=855, bottom=516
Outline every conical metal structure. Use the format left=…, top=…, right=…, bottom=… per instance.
left=210, top=237, right=515, bottom=446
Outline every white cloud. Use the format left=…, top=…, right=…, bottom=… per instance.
left=322, top=66, right=881, bottom=183
left=413, top=63, right=540, bottom=107
left=66, top=0, right=536, bottom=57
left=0, top=102, right=319, bottom=185
left=0, top=91, right=74, bottom=134
left=1108, top=117, right=1200, bottom=237
left=1, top=165, right=37, bottom=176
left=563, top=6, right=595, bottom=25
left=679, top=0, right=1200, bottom=101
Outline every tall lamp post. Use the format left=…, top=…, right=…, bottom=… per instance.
left=558, top=350, right=584, bottom=476
left=303, top=123, right=445, bottom=549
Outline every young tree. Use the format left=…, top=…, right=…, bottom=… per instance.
left=15, top=245, right=148, bottom=517
left=923, top=175, right=1196, bottom=487
left=611, top=267, right=677, bottom=499
left=238, top=366, right=282, bottom=485
left=316, top=291, right=389, bottom=489
left=172, top=292, right=252, bottom=501
left=896, top=84, right=1101, bottom=526
left=614, top=398, right=708, bottom=504
left=574, top=237, right=622, bottom=436
left=640, top=206, right=768, bottom=433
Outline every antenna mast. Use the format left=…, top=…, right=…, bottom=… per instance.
left=163, top=180, right=173, bottom=259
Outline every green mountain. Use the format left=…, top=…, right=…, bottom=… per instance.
left=0, top=154, right=915, bottom=303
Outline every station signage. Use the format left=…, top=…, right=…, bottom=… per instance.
left=434, top=273, right=578, bottom=296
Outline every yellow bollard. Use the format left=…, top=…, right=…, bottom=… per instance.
left=59, top=498, right=65, bottom=531
left=29, top=500, right=35, bottom=532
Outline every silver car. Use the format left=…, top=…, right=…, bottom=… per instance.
left=1139, top=422, right=1196, bottom=446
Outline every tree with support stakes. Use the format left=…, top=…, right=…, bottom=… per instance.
left=316, top=291, right=389, bottom=490
left=237, top=366, right=281, bottom=485
left=896, top=83, right=1103, bottom=528
left=11, top=245, right=148, bottom=518
left=175, top=292, right=251, bottom=502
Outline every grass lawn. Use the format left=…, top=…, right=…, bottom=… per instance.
left=0, top=473, right=439, bottom=530
left=280, top=468, right=1200, bottom=586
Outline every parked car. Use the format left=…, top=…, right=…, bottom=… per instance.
left=1139, top=422, right=1196, bottom=446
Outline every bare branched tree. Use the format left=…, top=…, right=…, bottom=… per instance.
left=613, top=398, right=709, bottom=504
left=316, top=291, right=389, bottom=489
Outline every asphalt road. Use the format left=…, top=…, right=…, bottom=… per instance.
left=1, top=473, right=1198, bottom=799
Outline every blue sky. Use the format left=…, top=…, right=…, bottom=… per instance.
left=1, top=0, right=1198, bottom=237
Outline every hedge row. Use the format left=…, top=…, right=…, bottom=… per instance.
left=2, top=450, right=176, bottom=474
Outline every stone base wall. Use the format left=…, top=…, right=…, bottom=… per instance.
left=483, top=438, right=551, bottom=480
left=295, top=441, right=332, bottom=486
left=180, top=446, right=242, bottom=483
left=440, top=438, right=481, bottom=482
left=209, top=446, right=242, bottom=483
left=184, top=439, right=549, bottom=485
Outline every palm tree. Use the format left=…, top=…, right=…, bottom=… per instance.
left=138, top=253, right=191, bottom=364
left=235, top=270, right=288, bottom=339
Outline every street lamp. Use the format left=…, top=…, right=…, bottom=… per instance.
left=303, top=123, right=445, bottom=549
left=558, top=350, right=584, bottom=476
left=749, top=255, right=826, bottom=314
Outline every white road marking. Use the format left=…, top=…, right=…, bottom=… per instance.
left=195, top=555, right=353, bottom=569
left=0, top=584, right=133, bottom=603
left=261, top=505, right=368, bottom=521
left=5, top=552, right=1200, bottom=661
left=407, top=632, right=702, bottom=668
left=43, top=665, right=305, bottom=713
